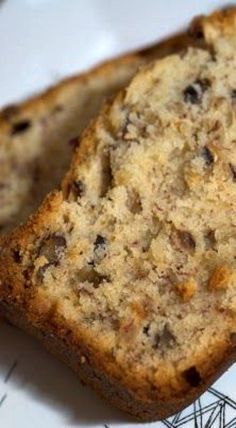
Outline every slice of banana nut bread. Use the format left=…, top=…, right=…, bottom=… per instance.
left=1, top=8, right=236, bottom=421
left=0, top=31, right=191, bottom=235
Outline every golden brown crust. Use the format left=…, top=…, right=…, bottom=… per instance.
left=1, top=7, right=236, bottom=421
left=190, top=6, right=236, bottom=51
left=1, top=296, right=236, bottom=420
left=202, top=6, right=236, bottom=38
left=0, top=294, right=236, bottom=421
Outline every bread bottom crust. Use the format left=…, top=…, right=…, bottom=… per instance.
left=1, top=299, right=235, bottom=421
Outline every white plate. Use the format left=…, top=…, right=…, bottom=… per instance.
left=0, top=1, right=236, bottom=427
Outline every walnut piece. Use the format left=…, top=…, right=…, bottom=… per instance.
left=176, top=278, right=197, bottom=302
left=208, top=265, right=232, bottom=291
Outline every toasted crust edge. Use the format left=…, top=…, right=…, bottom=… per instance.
left=1, top=298, right=235, bottom=421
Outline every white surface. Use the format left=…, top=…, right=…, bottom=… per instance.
left=1, top=0, right=236, bottom=427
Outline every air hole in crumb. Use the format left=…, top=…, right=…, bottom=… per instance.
left=93, top=235, right=107, bottom=261
left=11, top=120, right=31, bottom=135
left=71, top=180, right=85, bottom=198
left=63, top=214, right=73, bottom=232
left=231, top=89, right=236, bottom=102
left=143, top=324, right=151, bottom=337
left=92, top=274, right=110, bottom=288
left=183, top=79, right=210, bottom=104
left=36, top=263, right=50, bottom=282
left=23, top=268, right=32, bottom=288
left=63, top=214, right=70, bottom=224
left=183, top=85, right=199, bottom=104
left=229, top=163, right=236, bottom=182
left=204, top=229, right=216, bottom=250
left=142, top=231, right=154, bottom=252
left=201, top=146, right=214, bottom=166
left=100, top=151, right=113, bottom=197
left=195, top=78, right=211, bottom=92
left=153, top=324, right=176, bottom=350
left=12, top=248, right=22, bottom=263
left=37, top=234, right=67, bottom=265
left=119, top=117, right=131, bottom=140
left=76, top=267, right=110, bottom=288
left=183, top=366, right=201, bottom=387
left=128, top=190, right=142, bottom=214
left=94, top=235, right=106, bottom=251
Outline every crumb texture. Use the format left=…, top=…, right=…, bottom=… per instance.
left=2, top=8, right=236, bottom=419
left=21, top=27, right=236, bottom=399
